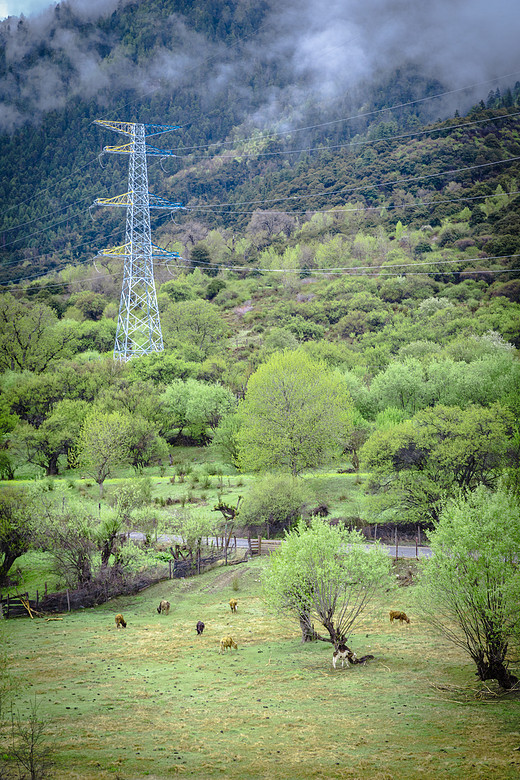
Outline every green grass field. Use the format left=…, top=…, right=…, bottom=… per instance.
left=2, top=556, right=519, bottom=780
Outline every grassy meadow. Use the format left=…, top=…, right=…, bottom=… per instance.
left=2, top=555, right=520, bottom=780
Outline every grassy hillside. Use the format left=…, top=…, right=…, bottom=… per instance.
left=2, top=556, right=519, bottom=780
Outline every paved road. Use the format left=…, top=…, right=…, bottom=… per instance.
left=129, top=532, right=432, bottom=558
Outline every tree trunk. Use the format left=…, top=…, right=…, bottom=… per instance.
left=299, top=611, right=317, bottom=642
left=46, top=452, right=60, bottom=476
left=0, top=552, right=20, bottom=584
left=475, top=646, right=519, bottom=689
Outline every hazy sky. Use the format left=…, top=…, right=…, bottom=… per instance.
left=0, top=0, right=55, bottom=20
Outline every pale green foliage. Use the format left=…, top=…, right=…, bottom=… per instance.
left=211, top=413, right=241, bottom=466
left=369, top=358, right=430, bottom=414
left=160, top=379, right=236, bottom=441
left=237, top=349, right=354, bottom=475
left=112, top=478, right=152, bottom=519
left=263, top=518, right=393, bottom=644
left=167, top=508, right=217, bottom=551
left=0, top=293, right=77, bottom=373
left=35, top=488, right=96, bottom=587
left=238, top=473, right=316, bottom=536
left=0, top=488, right=35, bottom=584
left=418, top=485, right=520, bottom=688
left=162, top=299, right=228, bottom=360
left=11, top=398, right=90, bottom=476
left=362, top=403, right=515, bottom=524
left=74, top=411, right=132, bottom=496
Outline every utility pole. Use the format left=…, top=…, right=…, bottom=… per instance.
left=93, top=121, right=183, bottom=361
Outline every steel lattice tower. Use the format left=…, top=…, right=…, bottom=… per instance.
left=93, top=120, right=183, bottom=361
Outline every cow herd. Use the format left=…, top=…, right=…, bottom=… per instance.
left=114, top=600, right=410, bottom=667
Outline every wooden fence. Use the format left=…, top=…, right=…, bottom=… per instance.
left=0, top=549, right=234, bottom=618
left=1, top=592, right=39, bottom=619
left=250, top=538, right=282, bottom=555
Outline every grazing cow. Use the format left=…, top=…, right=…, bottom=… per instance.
left=332, top=644, right=357, bottom=669
left=196, top=620, right=205, bottom=635
left=229, top=598, right=238, bottom=613
left=219, top=636, right=238, bottom=653
left=157, top=600, right=171, bottom=615
left=389, top=610, right=410, bottom=624
left=115, top=614, right=127, bottom=629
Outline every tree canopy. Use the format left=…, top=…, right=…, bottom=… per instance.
left=361, top=403, right=516, bottom=523
left=237, top=350, right=354, bottom=476
left=263, top=518, right=393, bottom=645
left=418, top=485, right=520, bottom=689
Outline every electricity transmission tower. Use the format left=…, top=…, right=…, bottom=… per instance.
left=93, top=121, right=183, bottom=361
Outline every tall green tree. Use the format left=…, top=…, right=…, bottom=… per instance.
left=74, top=411, right=132, bottom=498
left=162, top=300, right=228, bottom=360
left=239, top=474, right=316, bottom=537
left=0, top=489, right=35, bottom=585
left=418, top=485, right=520, bottom=689
left=159, top=379, right=235, bottom=443
left=12, top=399, right=89, bottom=476
left=263, top=518, right=393, bottom=644
left=0, top=294, right=77, bottom=373
left=361, top=403, right=516, bottom=524
left=237, top=350, right=354, bottom=476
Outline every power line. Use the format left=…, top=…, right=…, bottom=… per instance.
left=1, top=179, right=517, bottom=283
left=189, top=155, right=520, bottom=212
left=5, top=248, right=518, bottom=288
left=3, top=70, right=519, bottom=222
left=166, top=72, right=520, bottom=153
left=176, top=109, right=520, bottom=161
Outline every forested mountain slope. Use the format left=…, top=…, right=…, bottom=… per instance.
left=1, top=0, right=520, bottom=285
left=0, top=0, right=519, bottom=519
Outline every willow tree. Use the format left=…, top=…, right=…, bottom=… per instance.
left=263, top=519, right=393, bottom=646
left=418, top=485, right=520, bottom=689
left=237, top=349, right=354, bottom=476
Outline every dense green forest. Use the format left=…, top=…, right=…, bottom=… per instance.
left=0, top=0, right=519, bottom=539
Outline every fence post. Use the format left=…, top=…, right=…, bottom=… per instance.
left=66, top=589, right=71, bottom=612
left=258, top=536, right=262, bottom=555
left=395, top=527, right=399, bottom=559
left=169, top=560, right=172, bottom=579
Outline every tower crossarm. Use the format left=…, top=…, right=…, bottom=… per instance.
left=94, top=120, right=136, bottom=136
left=102, top=142, right=180, bottom=157
left=96, top=243, right=184, bottom=260
left=93, top=192, right=183, bottom=209
left=103, top=142, right=135, bottom=155
left=144, top=123, right=182, bottom=137
left=94, top=192, right=132, bottom=207
left=149, top=194, right=184, bottom=209
left=144, top=145, right=178, bottom=157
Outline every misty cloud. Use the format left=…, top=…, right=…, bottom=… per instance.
left=0, top=0, right=519, bottom=134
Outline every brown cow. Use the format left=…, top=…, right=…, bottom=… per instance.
left=219, top=636, right=237, bottom=653
left=229, top=598, right=238, bottom=613
left=157, top=600, right=170, bottom=615
left=115, top=614, right=127, bottom=629
left=389, top=610, right=410, bottom=624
